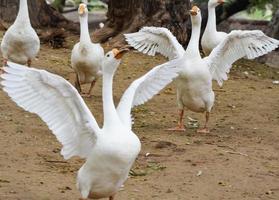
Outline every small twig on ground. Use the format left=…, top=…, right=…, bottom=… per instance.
left=224, top=150, right=248, bottom=157
left=45, top=160, right=68, bottom=163
left=217, top=145, right=236, bottom=151
left=213, top=89, right=226, bottom=92
left=204, top=142, right=236, bottom=151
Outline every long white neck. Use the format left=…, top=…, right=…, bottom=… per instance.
left=15, top=0, right=30, bottom=25
left=205, top=6, right=217, bottom=34
left=185, top=19, right=201, bottom=58
left=79, top=14, right=91, bottom=44
left=102, top=71, right=119, bottom=128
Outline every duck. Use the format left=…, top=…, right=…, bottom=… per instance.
left=201, top=0, right=227, bottom=56
left=71, top=3, right=104, bottom=97
left=1, top=48, right=182, bottom=199
left=0, top=0, right=40, bottom=67
left=125, top=6, right=279, bottom=133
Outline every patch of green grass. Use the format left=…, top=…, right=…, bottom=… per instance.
left=234, top=8, right=272, bottom=21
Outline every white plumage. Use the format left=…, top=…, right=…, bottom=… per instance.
left=1, top=64, right=98, bottom=159
left=201, top=0, right=227, bottom=56
left=125, top=27, right=185, bottom=59
left=125, top=6, right=279, bottom=133
left=1, top=48, right=181, bottom=199
left=117, top=58, right=182, bottom=128
left=1, top=0, right=40, bottom=66
left=205, top=30, right=279, bottom=86
left=71, top=3, right=104, bottom=97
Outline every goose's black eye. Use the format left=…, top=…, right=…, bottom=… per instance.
left=106, top=54, right=110, bottom=57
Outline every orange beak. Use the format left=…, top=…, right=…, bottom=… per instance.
left=78, top=4, right=86, bottom=15
left=218, top=0, right=225, bottom=4
left=112, top=48, right=129, bottom=60
left=190, top=6, right=199, bottom=16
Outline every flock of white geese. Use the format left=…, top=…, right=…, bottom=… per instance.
left=0, top=0, right=278, bottom=199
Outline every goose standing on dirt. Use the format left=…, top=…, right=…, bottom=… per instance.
left=1, top=48, right=181, bottom=199
left=0, top=0, right=40, bottom=67
left=71, top=3, right=104, bottom=97
left=125, top=6, right=279, bottom=133
left=201, top=0, right=227, bottom=55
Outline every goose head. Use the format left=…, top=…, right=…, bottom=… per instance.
left=102, top=48, right=129, bottom=74
left=78, top=3, right=88, bottom=17
left=208, top=0, right=225, bottom=8
left=190, top=6, right=202, bottom=25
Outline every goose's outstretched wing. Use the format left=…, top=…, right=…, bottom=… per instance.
left=117, top=58, right=183, bottom=128
left=125, top=27, right=185, bottom=60
left=1, top=62, right=101, bottom=159
left=205, top=30, right=279, bottom=86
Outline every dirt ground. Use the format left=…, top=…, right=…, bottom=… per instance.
left=0, top=32, right=279, bottom=200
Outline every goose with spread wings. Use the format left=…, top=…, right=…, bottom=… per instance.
left=125, top=6, right=279, bottom=133
left=1, top=48, right=182, bottom=199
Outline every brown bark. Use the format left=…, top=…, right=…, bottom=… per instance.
left=93, top=0, right=253, bottom=46
left=0, top=0, right=78, bottom=32
left=268, top=9, right=279, bottom=39
left=93, top=0, right=192, bottom=47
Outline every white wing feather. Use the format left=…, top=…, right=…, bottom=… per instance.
left=1, top=62, right=100, bottom=159
left=117, top=58, right=183, bottom=128
left=125, top=27, right=185, bottom=60
left=205, top=30, right=279, bottom=86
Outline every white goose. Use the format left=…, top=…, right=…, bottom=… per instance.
left=201, top=0, right=228, bottom=55
left=71, top=3, right=104, bottom=97
left=0, top=0, right=40, bottom=67
left=1, top=49, right=181, bottom=199
left=125, top=6, right=279, bottom=133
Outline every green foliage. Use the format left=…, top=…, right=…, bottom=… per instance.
left=248, top=7, right=272, bottom=20
left=193, top=0, right=277, bottom=20
left=87, top=0, right=107, bottom=11
left=223, top=0, right=275, bottom=20
left=52, top=0, right=66, bottom=12
left=249, top=0, right=279, bottom=11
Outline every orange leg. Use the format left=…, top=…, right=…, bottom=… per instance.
left=197, top=111, right=210, bottom=134
left=166, top=109, right=186, bottom=131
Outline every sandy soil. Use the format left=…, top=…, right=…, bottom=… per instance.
left=0, top=33, right=279, bottom=200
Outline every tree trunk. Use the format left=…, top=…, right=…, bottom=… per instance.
left=93, top=0, right=192, bottom=47
left=93, top=0, right=253, bottom=46
left=0, top=0, right=78, bottom=31
left=268, top=9, right=279, bottom=39
left=258, top=9, right=279, bottom=69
